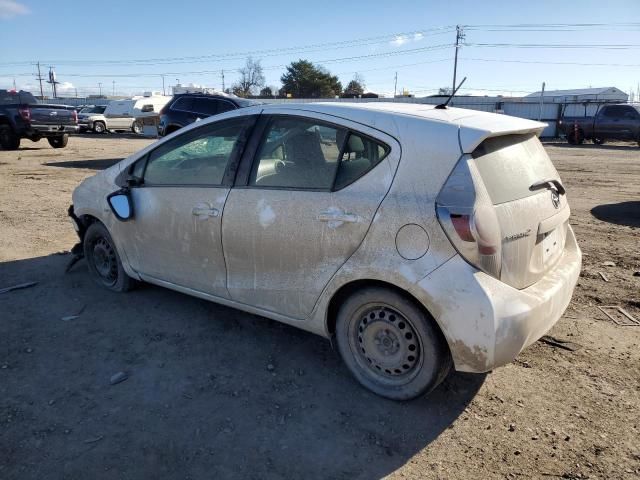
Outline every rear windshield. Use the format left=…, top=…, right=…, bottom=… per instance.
left=0, top=90, right=37, bottom=105
left=472, top=133, right=559, bottom=205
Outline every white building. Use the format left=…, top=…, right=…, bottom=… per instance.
left=524, top=87, right=628, bottom=104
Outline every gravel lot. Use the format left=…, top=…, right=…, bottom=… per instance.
left=1, top=135, right=639, bottom=479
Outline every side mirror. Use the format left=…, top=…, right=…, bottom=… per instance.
left=107, top=190, right=133, bottom=221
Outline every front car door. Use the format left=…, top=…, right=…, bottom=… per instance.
left=222, top=111, right=399, bottom=319
left=118, top=116, right=256, bottom=297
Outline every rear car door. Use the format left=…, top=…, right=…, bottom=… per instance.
left=222, top=112, right=398, bottom=319
left=121, top=116, right=256, bottom=296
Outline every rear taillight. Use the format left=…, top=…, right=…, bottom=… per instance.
left=436, top=155, right=502, bottom=278
left=72, top=110, right=78, bottom=124
left=18, top=106, right=31, bottom=122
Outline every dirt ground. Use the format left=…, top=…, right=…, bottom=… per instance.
left=0, top=134, right=638, bottom=479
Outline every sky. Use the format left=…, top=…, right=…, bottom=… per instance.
left=0, top=0, right=639, bottom=99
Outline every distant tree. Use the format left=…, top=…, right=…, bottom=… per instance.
left=343, top=73, right=365, bottom=98
left=280, top=60, right=342, bottom=98
left=233, top=57, right=265, bottom=97
left=438, top=87, right=452, bottom=96
left=259, top=86, right=273, bottom=97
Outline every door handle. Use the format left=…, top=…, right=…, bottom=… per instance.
left=317, top=211, right=359, bottom=223
left=192, top=204, right=219, bottom=217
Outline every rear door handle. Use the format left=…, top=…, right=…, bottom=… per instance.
left=192, top=204, right=219, bottom=217
left=317, top=211, right=359, bottom=223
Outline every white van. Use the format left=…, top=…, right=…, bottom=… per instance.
left=79, top=92, right=171, bottom=134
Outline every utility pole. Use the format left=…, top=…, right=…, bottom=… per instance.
left=538, top=82, right=545, bottom=121
left=98, top=82, right=103, bottom=97
left=393, top=72, right=398, bottom=98
left=452, top=25, right=465, bottom=95
left=12, top=78, right=17, bottom=90
left=112, top=80, right=115, bottom=96
left=47, top=66, right=59, bottom=98
left=221, top=70, right=225, bottom=91
left=161, top=74, right=165, bottom=96
left=36, top=62, right=45, bottom=98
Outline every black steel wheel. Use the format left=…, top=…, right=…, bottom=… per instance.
left=0, top=125, right=20, bottom=150
left=83, top=222, right=135, bottom=292
left=336, top=287, right=451, bottom=400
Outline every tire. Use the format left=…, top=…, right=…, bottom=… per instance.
left=593, top=137, right=605, bottom=145
left=567, top=128, right=584, bottom=145
left=131, top=121, right=142, bottom=134
left=0, top=125, right=20, bottom=150
left=48, top=134, right=68, bottom=149
left=335, top=287, right=452, bottom=401
left=93, top=121, right=106, bottom=134
left=83, top=222, right=136, bottom=292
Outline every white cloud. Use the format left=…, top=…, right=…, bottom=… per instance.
left=391, top=35, right=409, bottom=46
left=390, top=32, right=424, bottom=47
left=0, top=0, right=30, bottom=20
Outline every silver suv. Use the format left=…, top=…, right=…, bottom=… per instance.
left=69, top=103, right=581, bottom=400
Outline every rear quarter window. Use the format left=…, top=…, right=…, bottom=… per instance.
left=472, top=133, right=559, bottom=205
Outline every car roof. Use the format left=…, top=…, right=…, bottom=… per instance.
left=253, top=102, right=545, bottom=153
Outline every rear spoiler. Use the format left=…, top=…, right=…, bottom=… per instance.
left=457, top=113, right=546, bottom=154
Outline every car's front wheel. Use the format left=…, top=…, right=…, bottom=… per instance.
left=83, top=222, right=135, bottom=292
left=335, top=287, right=452, bottom=400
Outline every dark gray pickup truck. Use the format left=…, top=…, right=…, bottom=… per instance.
left=0, top=89, right=78, bottom=150
left=559, top=104, right=640, bottom=146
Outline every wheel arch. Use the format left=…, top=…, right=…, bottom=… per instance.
left=325, top=279, right=448, bottom=348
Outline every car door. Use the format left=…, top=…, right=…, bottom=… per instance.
left=122, top=116, right=256, bottom=297
left=599, top=106, right=635, bottom=140
left=222, top=112, right=399, bottom=319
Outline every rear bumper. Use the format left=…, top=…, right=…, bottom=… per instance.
left=28, top=124, right=79, bottom=136
left=413, top=225, right=582, bottom=373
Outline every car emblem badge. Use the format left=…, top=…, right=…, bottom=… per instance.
left=551, top=190, right=560, bottom=209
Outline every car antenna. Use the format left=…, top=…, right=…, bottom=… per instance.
left=435, top=77, right=467, bottom=109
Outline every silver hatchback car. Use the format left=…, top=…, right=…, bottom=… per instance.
left=69, top=103, right=581, bottom=400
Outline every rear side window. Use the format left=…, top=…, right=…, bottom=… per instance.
left=171, top=97, right=194, bottom=112
left=191, top=98, right=218, bottom=116
left=472, top=133, right=559, bottom=205
left=334, top=133, right=389, bottom=190
left=250, top=117, right=346, bottom=189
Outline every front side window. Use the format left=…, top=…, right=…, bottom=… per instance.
left=143, top=119, right=244, bottom=186
left=250, top=117, right=346, bottom=189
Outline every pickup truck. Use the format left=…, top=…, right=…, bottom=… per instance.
left=0, top=89, right=78, bottom=150
left=559, top=103, right=640, bottom=146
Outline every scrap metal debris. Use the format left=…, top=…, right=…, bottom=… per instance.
left=598, top=305, right=640, bottom=326
left=0, top=281, right=38, bottom=295
left=538, top=335, right=581, bottom=352
left=110, top=371, right=128, bottom=385
left=598, top=271, right=609, bottom=282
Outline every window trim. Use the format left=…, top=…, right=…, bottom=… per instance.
left=236, top=113, right=391, bottom=192
left=126, top=115, right=257, bottom=188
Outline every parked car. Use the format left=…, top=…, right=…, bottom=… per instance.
left=0, top=89, right=78, bottom=150
left=559, top=103, right=640, bottom=145
left=158, top=92, right=258, bottom=136
left=80, top=94, right=171, bottom=134
left=69, top=103, right=581, bottom=400
left=78, top=105, right=107, bottom=132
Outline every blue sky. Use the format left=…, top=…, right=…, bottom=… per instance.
left=0, top=0, right=639, bottom=98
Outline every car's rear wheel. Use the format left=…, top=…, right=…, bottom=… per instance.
left=335, top=287, right=452, bottom=400
left=83, top=222, right=135, bottom=292
left=93, top=121, right=106, bottom=134
left=0, top=125, right=20, bottom=150
left=48, top=134, right=68, bottom=148
left=567, top=128, right=584, bottom=145
left=131, top=121, right=142, bottom=134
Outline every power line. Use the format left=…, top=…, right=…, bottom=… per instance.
left=465, top=42, right=640, bottom=50
left=461, top=57, right=640, bottom=67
